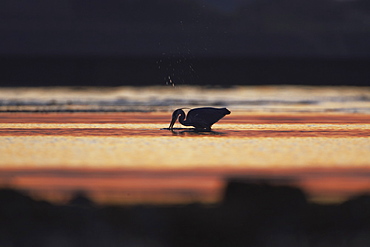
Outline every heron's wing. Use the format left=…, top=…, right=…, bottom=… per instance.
left=188, top=108, right=226, bottom=127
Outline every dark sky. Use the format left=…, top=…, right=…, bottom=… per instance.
left=1, top=0, right=370, bottom=57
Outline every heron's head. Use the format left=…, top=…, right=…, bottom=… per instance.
left=169, top=108, right=185, bottom=129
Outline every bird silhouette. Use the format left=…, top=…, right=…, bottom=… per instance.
left=169, top=107, right=230, bottom=130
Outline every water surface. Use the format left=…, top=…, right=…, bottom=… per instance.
left=1, top=86, right=370, bottom=204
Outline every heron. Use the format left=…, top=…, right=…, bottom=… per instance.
left=168, top=107, right=231, bottom=130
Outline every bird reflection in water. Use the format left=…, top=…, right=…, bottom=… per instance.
left=169, top=128, right=226, bottom=136
left=168, top=107, right=231, bottom=131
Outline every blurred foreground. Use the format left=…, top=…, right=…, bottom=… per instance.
left=1, top=180, right=370, bottom=247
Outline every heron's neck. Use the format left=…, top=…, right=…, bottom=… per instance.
left=178, top=111, right=192, bottom=126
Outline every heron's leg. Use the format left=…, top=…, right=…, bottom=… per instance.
left=195, top=126, right=211, bottom=132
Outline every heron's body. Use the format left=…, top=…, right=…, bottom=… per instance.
left=169, top=107, right=230, bottom=130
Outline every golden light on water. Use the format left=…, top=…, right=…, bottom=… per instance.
left=1, top=110, right=370, bottom=204
left=1, top=129, right=370, bottom=168
left=0, top=85, right=370, bottom=204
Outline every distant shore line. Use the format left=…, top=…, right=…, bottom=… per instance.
left=1, top=55, right=370, bottom=87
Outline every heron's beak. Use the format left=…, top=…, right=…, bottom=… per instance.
left=169, top=110, right=179, bottom=129
left=169, top=114, right=177, bottom=129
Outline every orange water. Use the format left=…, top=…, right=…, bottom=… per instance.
left=1, top=112, right=370, bottom=205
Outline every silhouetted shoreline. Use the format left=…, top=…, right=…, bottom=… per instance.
left=1, top=55, right=370, bottom=87
left=1, top=179, right=370, bottom=247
